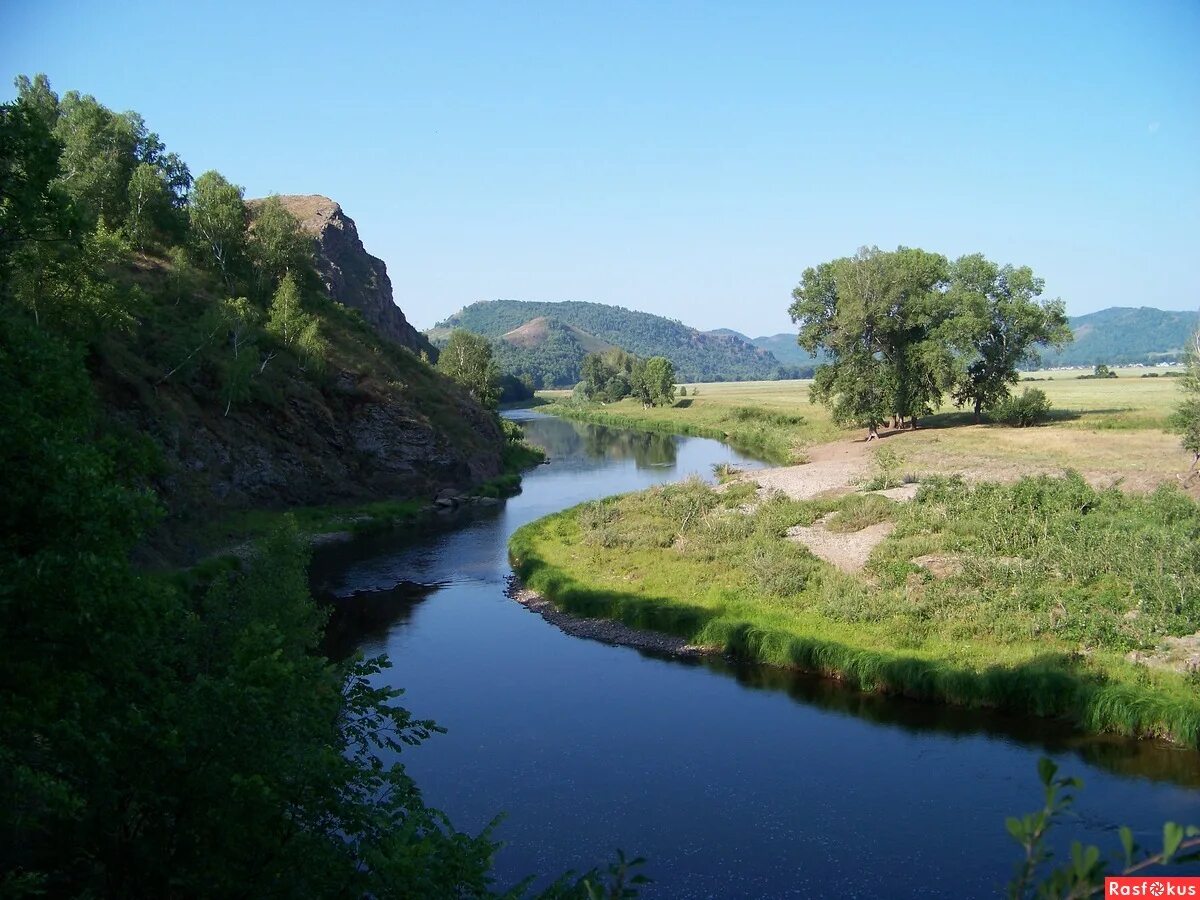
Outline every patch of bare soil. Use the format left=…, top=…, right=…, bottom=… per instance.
left=1127, top=634, right=1200, bottom=676
left=911, top=554, right=964, bottom=579
left=786, top=518, right=895, bottom=574
left=743, top=436, right=873, bottom=500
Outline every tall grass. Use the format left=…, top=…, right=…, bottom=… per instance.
left=509, top=474, right=1200, bottom=746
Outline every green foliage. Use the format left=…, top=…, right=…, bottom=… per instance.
left=946, top=253, right=1071, bottom=420
left=125, top=161, right=175, bottom=249
left=188, top=169, right=247, bottom=286
left=1168, top=328, right=1200, bottom=469
left=990, top=387, right=1052, bottom=426
left=791, top=247, right=1072, bottom=431
left=1007, top=758, right=1199, bottom=898
left=248, top=194, right=312, bottom=296
left=437, top=328, right=501, bottom=408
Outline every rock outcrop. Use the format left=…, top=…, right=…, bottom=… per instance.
left=263, top=195, right=435, bottom=357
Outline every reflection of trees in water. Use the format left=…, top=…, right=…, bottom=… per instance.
left=320, top=581, right=440, bottom=661
left=680, top=656, right=1200, bottom=788
left=523, top=418, right=678, bottom=470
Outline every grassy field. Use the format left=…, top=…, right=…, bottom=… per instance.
left=540, top=369, right=1195, bottom=487
left=510, top=474, right=1200, bottom=746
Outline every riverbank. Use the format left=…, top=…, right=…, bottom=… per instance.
left=508, top=469, right=1200, bottom=747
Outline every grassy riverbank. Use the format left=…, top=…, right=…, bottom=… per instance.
left=509, top=474, right=1200, bottom=746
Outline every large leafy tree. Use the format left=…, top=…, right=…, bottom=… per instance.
left=437, top=328, right=500, bottom=408
left=789, top=246, right=951, bottom=436
left=946, top=253, right=1071, bottom=421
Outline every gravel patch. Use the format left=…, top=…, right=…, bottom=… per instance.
left=505, top=577, right=716, bottom=658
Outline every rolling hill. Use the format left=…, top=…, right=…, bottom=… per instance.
left=1037, top=307, right=1199, bottom=367
left=725, top=308, right=1197, bottom=370
left=432, top=300, right=801, bottom=385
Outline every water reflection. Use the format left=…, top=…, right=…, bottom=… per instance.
left=534, top=418, right=679, bottom=469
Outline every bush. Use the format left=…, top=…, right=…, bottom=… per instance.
left=990, top=388, right=1051, bottom=427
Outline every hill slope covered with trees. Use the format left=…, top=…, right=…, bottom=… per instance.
left=0, top=76, right=507, bottom=556
left=1037, top=306, right=1199, bottom=367
left=433, top=299, right=799, bottom=385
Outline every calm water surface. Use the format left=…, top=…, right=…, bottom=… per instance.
left=312, top=411, right=1199, bottom=899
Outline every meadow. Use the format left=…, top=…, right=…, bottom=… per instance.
left=540, top=366, right=1195, bottom=489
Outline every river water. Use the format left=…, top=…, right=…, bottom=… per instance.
left=312, top=410, right=1199, bottom=898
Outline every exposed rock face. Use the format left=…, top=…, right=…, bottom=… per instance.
left=263, top=195, right=435, bottom=357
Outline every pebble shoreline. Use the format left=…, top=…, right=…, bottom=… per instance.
left=504, top=577, right=716, bottom=659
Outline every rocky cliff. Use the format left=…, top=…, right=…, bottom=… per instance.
left=265, top=195, right=436, bottom=358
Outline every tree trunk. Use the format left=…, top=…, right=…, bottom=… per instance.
left=974, top=397, right=982, bottom=424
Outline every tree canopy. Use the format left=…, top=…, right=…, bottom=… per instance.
left=790, top=246, right=1072, bottom=434
left=436, top=328, right=501, bottom=408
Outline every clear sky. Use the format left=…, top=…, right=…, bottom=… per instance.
left=3, top=1, right=1198, bottom=336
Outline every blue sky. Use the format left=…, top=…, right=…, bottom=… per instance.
left=3, top=1, right=1197, bottom=336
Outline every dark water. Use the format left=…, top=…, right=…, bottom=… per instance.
left=312, top=411, right=1200, bottom=898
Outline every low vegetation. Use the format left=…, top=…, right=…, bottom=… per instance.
left=510, top=473, right=1200, bottom=746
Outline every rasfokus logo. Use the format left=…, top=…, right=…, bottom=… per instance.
left=1105, top=877, right=1200, bottom=897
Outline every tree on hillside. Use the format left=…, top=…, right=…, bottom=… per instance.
left=249, top=195, right=312, bottom=297
left=945, top=254, right=1071, bottom=421
left=266, top=273, right=327, bottom=373
left=436, top=329, right=500, bottom=408
left=789, top=246, right=951, bottom=438
left=1169, top=327, right=1200, bottom=476
left=188, top=170, right=246, bottom=290
left=125, top=162, right=174, bottom=250
left=52, top=90, right=141, bottom=227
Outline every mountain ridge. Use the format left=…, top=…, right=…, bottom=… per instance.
left=432, top=300, right=797, bottom=385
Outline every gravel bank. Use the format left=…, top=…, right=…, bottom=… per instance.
left=505, top=577, right=717, bottom=659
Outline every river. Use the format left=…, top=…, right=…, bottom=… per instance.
left=311, top=410, right=1200, bottom=898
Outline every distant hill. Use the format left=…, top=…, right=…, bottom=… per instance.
left=433, top=300, right=801, bottom=385
left=746, top=333, right=824, bottom=368
left=1037, top=307, right=1199, bottom=367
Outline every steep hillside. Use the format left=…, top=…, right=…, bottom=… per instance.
left=1037, top=307, right=1199, bottom=367
left=258, top=195, right=436, bottom=358
left=435, top=300, right=796, bottom=383
left=100, top=250, right=504, bottom=553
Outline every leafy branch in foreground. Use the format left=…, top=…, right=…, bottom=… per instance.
left=1007, top=758, right=1200, bottom=899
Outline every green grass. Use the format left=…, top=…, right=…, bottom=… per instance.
left=509, top=474, right=1200, bottom=746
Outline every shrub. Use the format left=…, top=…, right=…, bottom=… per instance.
left=990, top=388, right=1051, bottom=427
